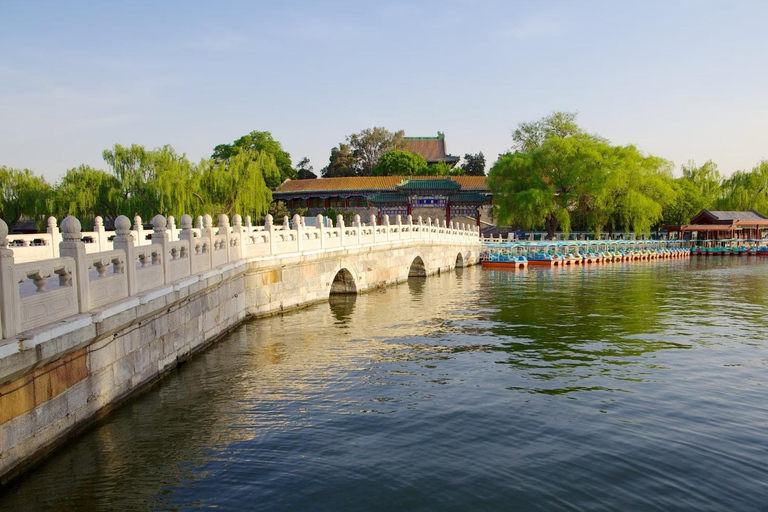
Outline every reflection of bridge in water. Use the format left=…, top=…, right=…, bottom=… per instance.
left=0, top=210, right=480, bottom=483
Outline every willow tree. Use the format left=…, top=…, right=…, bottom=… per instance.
left=212, top=130, right=294, bottom=185
left=102, top=143, right=199, bottom=220
left=489, top=113, right=609, bottom=237
left=718, top=160, right=768, bottom=212
left=0, top=167, right=54, bottom=230
left=590, top=146, right=676, bottom=236
left=55, top=165, right=122, bottom=228
left=195, top=150, right=273, bottom=219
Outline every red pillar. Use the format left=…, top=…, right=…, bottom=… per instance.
left=475, top=208, right=481, bottom=227
left=446, top=203, right=451, bottom=225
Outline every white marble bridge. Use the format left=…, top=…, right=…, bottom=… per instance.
left=0, top=211, right=479, bottom=482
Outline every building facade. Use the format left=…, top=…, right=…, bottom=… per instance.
left=273, top=176, right=492, bottom=227
left=666, top=210, right=768, bottom=240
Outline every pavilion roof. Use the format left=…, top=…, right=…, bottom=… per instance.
left=689, top=209, right=768, bottom=225
left=404, top=137, right=460, bottom=163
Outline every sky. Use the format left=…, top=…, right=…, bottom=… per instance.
left=1, top=0, right=767, bottom=182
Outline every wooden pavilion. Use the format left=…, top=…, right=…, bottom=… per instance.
left=666, top=210, right=768, bottom=240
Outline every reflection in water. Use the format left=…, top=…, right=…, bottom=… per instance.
left=328, top=293, right=357, bottom=322
left=407, top=275, right=426, bottom=297
left=3, top=258, right=768, bottom=511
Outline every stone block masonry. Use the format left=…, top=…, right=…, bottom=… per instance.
left=0, top=212, right=479, bottom=483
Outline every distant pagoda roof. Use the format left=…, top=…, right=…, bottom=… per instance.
left=403, top=132, right=460, bottom=165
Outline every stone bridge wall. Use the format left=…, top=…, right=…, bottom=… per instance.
left=0, top=211, right=479, bottom=483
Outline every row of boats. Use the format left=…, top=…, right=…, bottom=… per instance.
left=479, top=240, right=768, bottom=269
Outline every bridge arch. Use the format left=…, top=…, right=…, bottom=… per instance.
left=330, top=268, right=357, bottom=294
left=456, top=252, right=465, bottom=268
left=409, top=256, right=427, bottom=277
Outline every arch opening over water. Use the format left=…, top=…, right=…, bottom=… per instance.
left=456, top=253, right=465, bottom=268
left=330, top=268, right=357, bottom=295
left=409, top=256, right=427, bottom=278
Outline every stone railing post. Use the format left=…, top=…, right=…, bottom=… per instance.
left=265, top=214, right=277, bottom=255
left=218, top=214, right=231, bottom=262
left=0, top=219, right=16, bottom=339
left=232, top=214, right=245, bottom=259
left=244, top=215, right=253, bottom=232
left=336, top=215, right=345, bottom=246
left=353, top=214, right=362, bottom=246
left=133, top=215, right=145, bottom=246
left=178, top=214, right=194, bottom=275
left=152, top=215, right=170, bottom=284
left=168, top=215, right=177, bottom=241
left=196, top=215, right=204, bottom=231
left=293, top=214, right=303, bottom=252
left=370, top=214, right=378, bottom=243
left=383, top=214, right=390, bottom=242
left=94, top=216, right=108, bottom=251
left=112, top=216, right=136, bottom=296
left=47, top=216, right=61, bottom=258
left=407, top=215, right=413, bottom=240
left=316, top=214, right=325, bottom=249
left=202, top=214, right=215, bottom=266
left=59, top=216, right=90, bottom=313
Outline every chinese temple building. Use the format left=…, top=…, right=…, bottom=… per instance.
left=666, top=210, right=768, bottom=240
left=403, top=132, right=460, bottom=168
left=273, top=176, right=492, bottom=226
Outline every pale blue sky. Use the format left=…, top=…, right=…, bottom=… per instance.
left=2, top=0, right=767, bottom=182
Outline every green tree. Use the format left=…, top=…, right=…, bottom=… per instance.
left=681, top=160, right=722, bottom=205
left=718, top=160, right=768, bottom=212
left=489, top=112, right=673, bottom=238
left=346, top=127, right=406, bottom=176
left=590, top=146, right=676, bottom=235
left=461, top=152, right=486, bottom=176
left=55, top=165, right=122, bottom=228
left=195, top=150, right=273, bottom=218
left=295, top=157, right=317, bottom=179
left=212, top=130, right=295, bottom=184
left=373, top=150, right=427, bottom=176
left=321, top=143, right=357, bottom=178
left=0, top=167, right=53, bottom=230
left=662, top=177, right=709, bottom=226
left=102, top=144, right=198, bottom=220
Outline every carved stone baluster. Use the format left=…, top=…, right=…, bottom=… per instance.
left=59, top=216, right=89, bottom=313
left=113, top=215, right=136, bottom=295
left=0, top=219, right=16, bottom=338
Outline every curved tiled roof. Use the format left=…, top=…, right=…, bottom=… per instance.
left=273, top=176, right=488, bottom=195
left=403, top=138, right=459, bottom=162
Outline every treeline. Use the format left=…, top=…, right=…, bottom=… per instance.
left=488, top=112, right=768, bottom=237
left=0, top=131, right=295, bottom=231
left=319, top=127, right=485, bottom=178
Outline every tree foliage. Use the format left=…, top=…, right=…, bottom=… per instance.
left=490, top=112, right=675, bottom=237
left=321, top=143, right=357, bottom=178
left=373, top=150, right=427, bottom=176
left=55, top=165, right=122, bottom=229
left=295, top=157, right=317, bottom=179
left=344, top=127, right=406, bottom=176
left=0, top=167, right=54, bottom=230
left=212, top=130, right=295, bottom=185
left=461, top=152, right=486, bottom=176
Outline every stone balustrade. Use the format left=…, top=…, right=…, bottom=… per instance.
left=0, top=212, right=478, bottom=342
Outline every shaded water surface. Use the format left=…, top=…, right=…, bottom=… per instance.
left=3, top=257, right=768, bottom=511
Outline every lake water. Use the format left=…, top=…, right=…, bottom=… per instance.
left=3, top=257, right=768, bottom=511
